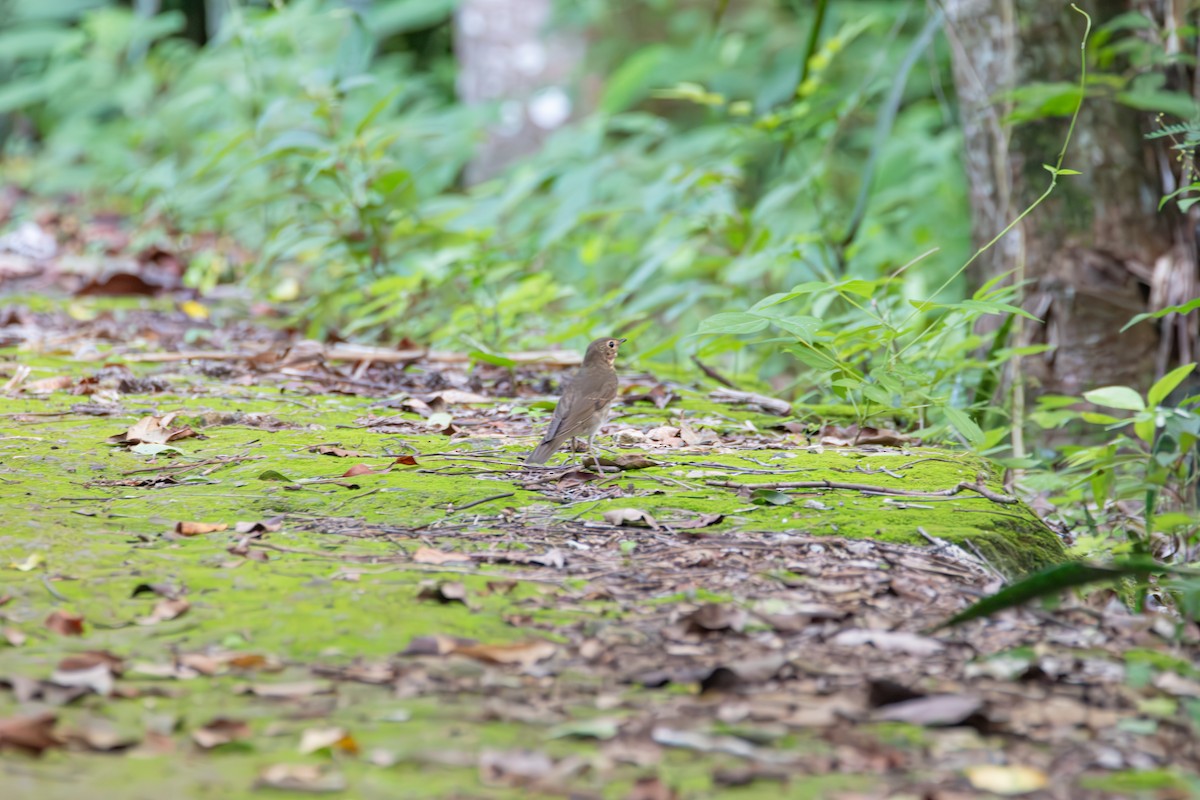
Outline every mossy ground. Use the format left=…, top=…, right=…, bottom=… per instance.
left=0, top=326, right=1098, bottom=799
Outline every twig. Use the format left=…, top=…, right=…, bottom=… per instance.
left=706, top=478, right=1018, bottom=504
left=691, top=356, right=739, bottom=389
left=332, top=488, right=382, bottom=511
left=451, top=492, right=516, bottom=512
left=42, top=575, right=68, bottom=602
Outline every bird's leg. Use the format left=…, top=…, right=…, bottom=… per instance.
left=587, top=433, right=602, bottom=473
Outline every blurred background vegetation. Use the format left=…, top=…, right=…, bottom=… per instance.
left=1, top=0, right=1199, bottom=560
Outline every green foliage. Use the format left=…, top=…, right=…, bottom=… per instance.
left=1029, top=363, right=1200, bottom=557
left=933, top=558, right=1163, bottom=630
left=1, top=0, right=969, bottom=353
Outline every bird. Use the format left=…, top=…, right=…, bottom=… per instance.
left=526, top=337, right=626, bottom=470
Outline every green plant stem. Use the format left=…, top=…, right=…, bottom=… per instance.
left=794, top=0, right=829, bottom=91
left=892, top=5, right=1093, bottom=366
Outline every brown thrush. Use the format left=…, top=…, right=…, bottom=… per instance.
left=526, top=337, right=625, bottom=469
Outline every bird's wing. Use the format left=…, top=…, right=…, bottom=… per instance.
left=540, top=371, right=617, bottom=443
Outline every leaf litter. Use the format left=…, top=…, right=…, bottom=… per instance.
left=0, top=285, right=1197, bottom=797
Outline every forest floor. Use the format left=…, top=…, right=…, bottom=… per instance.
left=0, top=232, right=1198, bottom=799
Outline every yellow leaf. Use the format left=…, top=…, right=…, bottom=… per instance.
left=9, top=554, right=44, bottom=572
left=180, top=300, right=209, bottom=320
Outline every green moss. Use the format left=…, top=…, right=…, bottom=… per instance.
left=0, top=364, right=1068, bottom=797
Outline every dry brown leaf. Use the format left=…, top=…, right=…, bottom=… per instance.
left=818, top=423, right=913, bottom=448
left=137, top=597, right=190, bottom=626
left=255, top=764, right=347, bottom=793
left=0, top=712, right=61, bottom=755
left=412, top=547, right=471, bottom=565
left=24, top=375, right=74, bottom=394
left=45, top=610, right=84, bottom=637
left=57, top=650, right=123, bottom=674
left=192, top=717, right=251, bottom=749
left=453, top=640, right=556, bottom=667
left=108, top=412, right=197, bottom=446
left=392, top=455, right=419, bottom=466
left=342, top=464, right=374, bottom=477
left=175, top=521, right=228, bottom=536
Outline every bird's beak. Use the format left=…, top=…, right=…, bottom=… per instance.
left=617, top=338, right=628, bottom=344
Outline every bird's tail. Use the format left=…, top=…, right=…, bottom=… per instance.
left=525, top=437, right=562, bottom=465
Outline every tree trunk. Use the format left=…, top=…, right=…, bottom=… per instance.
left=453, top=0, right=585, bottom=185
left=943, top=0, right=1197, bottom=397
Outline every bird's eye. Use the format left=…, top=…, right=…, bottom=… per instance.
left=608, top=341, right=615, bottom=347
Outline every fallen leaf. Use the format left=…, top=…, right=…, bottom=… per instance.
left=235, top=517, right=284, bottom=534
left=23, top=375, right=74, bottom=394
left=818, top=423, right=913, bottom=448
left=342, top=464, right=374, bottom=477
left=298, top=726, right=359, bottom=755
left=137, top=597, right=190, bottom=625
left=45, top=610, right=84, bottom=637
left=0, top=712, right=60, bottom=755
left=666, top=512, right=724, bottom=530
left=478, top=748, right=556, bottom=788
left=750, top=488, right=792, bottom=506
left=107, top=412, right=197, bottom=446
left=625, top=775, right=680, bottom=800
left=831, top=629, right=944, bottom=656
left=392, top=455, right=419, bottom=466
left=66, top=716, right=139, bottom=752
left=412, top=547, right=471, bottom=565
left=597, top=454, right=660, bottom=470
left=255, top=764, right=347, bottom=793
left=453, top=640, right=556, bottom=668
left=965, top=764, right=1049, bottom=795
left=9, top=553, right=44, bottom=571
left=548, top=718, right=620, bottom=740
left=682, top=603, right=747, bottom=635
left=417, top=581, right=468, bottom=605
left=129, top=443, right=183, bottom=456
left=603, top=508, right=659, bottom=529
left=130, top=582, right=182, bottom=599
left=49, top=664, right=114, bottom=696
left=310, top=445, right=366, bottom=457
left=237, top=681, right=333, bottom=699
left=175, top=521, right=228, bottom=535
left=192, top=717, right=251, bottom=749
left=3, top=628, right=25, bottom=647
left=874, top=693, right=985, bottom=727
left=398, top=635, right=474, bottom=657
